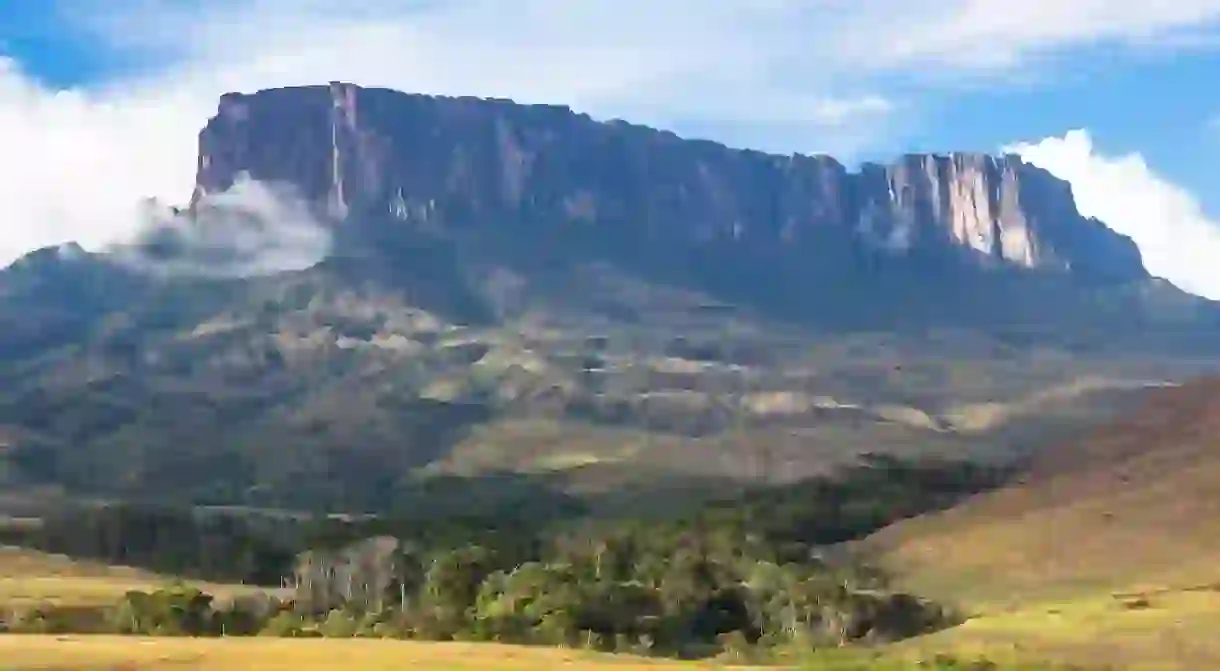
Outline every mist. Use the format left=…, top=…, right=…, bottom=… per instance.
left=105, top=175, right=332, bottom=278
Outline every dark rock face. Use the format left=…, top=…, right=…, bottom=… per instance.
left=193, top=82, right=1145, bottom=284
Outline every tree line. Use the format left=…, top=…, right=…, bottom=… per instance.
left=1, top=455, right=1007, bottom=661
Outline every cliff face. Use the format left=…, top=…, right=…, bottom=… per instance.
left=192, top=82, right=1146, bottom=283
left=855, top=154, right=1143, bottom=279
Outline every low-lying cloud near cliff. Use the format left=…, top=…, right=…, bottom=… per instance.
left=1008, top=130, right=1220, bottom=300
left=107, top=176, right=331, bottom=278
left=0, top=56, right=329, bottom=278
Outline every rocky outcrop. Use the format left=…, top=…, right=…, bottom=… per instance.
left=855, top=153, right=1144, bottom=280
left=192, top=82, right=1146, bottom=283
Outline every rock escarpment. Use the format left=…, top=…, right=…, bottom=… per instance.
left=192, top=82, right=1145, bottom=284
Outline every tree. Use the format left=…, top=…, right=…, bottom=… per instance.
left=109, top=585, right=218, bottom=636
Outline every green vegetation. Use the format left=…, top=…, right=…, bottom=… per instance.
left=0, top=457, right=1007, bottom=664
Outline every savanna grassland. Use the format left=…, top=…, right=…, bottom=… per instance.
left=0, top=635, right=749, bottom=671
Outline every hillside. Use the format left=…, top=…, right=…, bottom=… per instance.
left=867, top=377, right=1220, bottom=607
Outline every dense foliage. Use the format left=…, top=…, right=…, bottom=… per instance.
left=278, top=528, right=951, bottom=657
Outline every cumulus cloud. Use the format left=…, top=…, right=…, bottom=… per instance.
left=1007, top=130, right=1220, bottom=299
left=108, top=175, right=331, bottom=278
left=0, top=58, right=204, bottom=266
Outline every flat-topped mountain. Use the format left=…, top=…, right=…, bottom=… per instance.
left=195, top=82, right=1143, bottom=282
left=0, top=83, right=1216, bottom=513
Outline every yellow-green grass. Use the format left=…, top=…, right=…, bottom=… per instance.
left=859, top=378, right=1220, bottom=669
left=889, top=587, right=1220, bottom=670
left=0, top=547, right=274, bottom=607
left=0, top=636, right=738, bottom=670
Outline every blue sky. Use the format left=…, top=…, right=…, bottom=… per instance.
left=3, top=1, right=1220, bottom=296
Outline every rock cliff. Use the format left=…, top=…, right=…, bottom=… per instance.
left=192, top=83, right=1145, bottom=284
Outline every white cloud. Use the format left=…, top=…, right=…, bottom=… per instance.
left=109, top=175, right=331, bottom=278
left=0, top=58, right=203, bottom=265
left=832, top=0, right=1220, bottom=70
left=1008, top=130, right=1220, bottom=299
left=2, top=1, right=1220, bottom=270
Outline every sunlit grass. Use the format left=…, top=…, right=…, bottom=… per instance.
left=889, top=587, right=1220, bottom=670
left=0, top=636, right=737, bottom=670
left=0, top=547, right=272, bottom=607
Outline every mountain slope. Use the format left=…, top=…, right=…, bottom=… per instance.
left=867, top=377, right=1220, bottom=607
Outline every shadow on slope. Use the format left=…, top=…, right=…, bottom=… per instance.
left=864, top=376, right=1220, bottom=608
left=0, top=378, right=497, bottom=513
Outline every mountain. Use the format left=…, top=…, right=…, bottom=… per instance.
left=0, top=83, right=1217, bottom=514
left=197, top=83, right=1142, bottom=279
left=182, top=83, right=1220, bottom=345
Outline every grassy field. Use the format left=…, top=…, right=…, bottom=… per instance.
left=0, top=636, right=759, bottom=670
left=888, top=587, right=1220, bottom=670
left=0, top=635, right=1091, bottom=670
left=0, top=546, right=274, bottom=607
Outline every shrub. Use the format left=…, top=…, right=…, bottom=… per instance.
left=259, top=611, right=312, bottom=637
left=107, top=586, right=218, bottom=636
left=318, top=609, right=361, bottom=638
